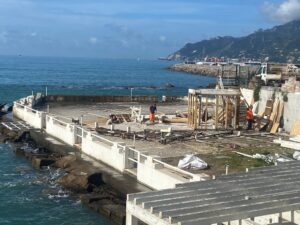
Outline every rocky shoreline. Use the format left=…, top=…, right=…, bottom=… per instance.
left=0, top=125, right=127, bottom=225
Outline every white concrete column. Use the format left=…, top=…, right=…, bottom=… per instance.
left=126, top=212, right=138, bottom=225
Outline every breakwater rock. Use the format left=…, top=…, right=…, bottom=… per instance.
left=167, top=63, right=259, bottom=77
left=168, top=63, right=222, bottom=77
left=0, top=126, right=126, bottom=225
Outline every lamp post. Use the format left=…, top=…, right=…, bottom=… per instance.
left=130, top=88, right=134, bottom=102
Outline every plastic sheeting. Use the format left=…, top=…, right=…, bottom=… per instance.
left=293, top=151, right=300, bottom=160
left=178, top=154, right=208, bottom=170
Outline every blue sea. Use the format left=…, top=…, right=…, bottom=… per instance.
left=0, top=56, right=215, bottom=224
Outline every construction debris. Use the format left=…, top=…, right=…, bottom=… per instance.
left=273, top=138, right=300, bottom=150
left=161, top=117, right=188, bottom=123
left=253, top=97, right=284, bottom=134
left=235, top=151, right=293, bottom=164
left=195, top=130, right=233, bottom=141
left=159, top=130, right=194, bottom=145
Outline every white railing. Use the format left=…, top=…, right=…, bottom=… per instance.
left=90, top=132, right=115, bottom=147
left=152, top=158, right=202, bottom=181
left=127, top=146, right=200, bottom=181
left=13, top=96, right=207, bottom=190
left=13, top=102, right=46, bottom=129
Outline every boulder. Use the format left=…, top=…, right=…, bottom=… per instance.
left=54, top=155, right=77, bottom=168
left=31, top=156, right=55, bottom=168
left=57, top=172, right=103, bottom=193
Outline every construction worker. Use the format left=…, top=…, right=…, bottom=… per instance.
left=149, top=103, right=157, bottom=122
left=246, top=105, right=254, bottom=130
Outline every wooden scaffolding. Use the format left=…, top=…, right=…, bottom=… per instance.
left=188, top=89, right=241, bottom=130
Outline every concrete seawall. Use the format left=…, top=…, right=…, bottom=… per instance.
left=46, top=95, right=158, bottom=103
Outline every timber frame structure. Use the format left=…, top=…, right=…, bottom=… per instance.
left=188, top=89, right=241, bottom=130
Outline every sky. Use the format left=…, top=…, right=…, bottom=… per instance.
left=0, top=0, right=299, bottom=59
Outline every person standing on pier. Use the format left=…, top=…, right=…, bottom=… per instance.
left=149, top=103, right=157, bottom=122
left=246, top=105, right=254, bottom=130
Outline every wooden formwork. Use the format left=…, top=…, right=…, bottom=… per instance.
left=188, top=89, right=241, bottom=130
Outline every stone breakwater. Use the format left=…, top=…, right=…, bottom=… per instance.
left=168, top=63, right=223, bottom=77
left=0, top=126, right=127, bottom=225
left=167, top=63, right=258, bottom=77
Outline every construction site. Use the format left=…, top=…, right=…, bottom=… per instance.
left=3, top=62, right=300, bottom=225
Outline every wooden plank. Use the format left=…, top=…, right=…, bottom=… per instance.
left=162, top=117, right=188, bottom=123
left=234, top=96, right=238, bottom=129
left=270, top=101, right=284, bottom=134
left=225, top=97, right=229, bottom=129
left=198, top=96, right=202, bottom=127
left=194, top=96, right=198, bottom=129
left=215, top=96, right=219, bottom=130
left=270, top=123, right=280, bottom=134
left=276, top=101, right=284, bottom=123
left=191, top=89, right=240, bottom=96
left=205, top=97, right=208, bottom=130
left=291, top=121, right=300, bottom=137
left=270, top=99, right=279, bottom=121
left=188, top=93, right=191, bottom=126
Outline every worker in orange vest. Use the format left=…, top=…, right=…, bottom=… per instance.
left=149, top=103, right=157, bottom=122
left=246, top=105, right=254, bottom=130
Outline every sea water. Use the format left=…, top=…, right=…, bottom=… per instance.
left=0, top=144, right=111, bottom=225
left=0, top=56, right=215, bottom=103
left=0, top=56, right=214, bottom=224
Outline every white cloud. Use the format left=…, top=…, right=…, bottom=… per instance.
left=30, top=32, right=37, bottom=37
left=89, top=37, right=98, bottom=44
left=263, top=0, right=300, bottom=22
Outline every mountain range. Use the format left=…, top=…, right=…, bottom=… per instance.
left=167, top=20, right=300, bottom=63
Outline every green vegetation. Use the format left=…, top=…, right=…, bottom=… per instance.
left=168, top=20, right=300, bottom=63
left=282, top=92, right=288, bottom=102
left=253, top=84, right=262, bottom=102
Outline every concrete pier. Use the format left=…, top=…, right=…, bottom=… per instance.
left=12, top=95, right=207, bottom=190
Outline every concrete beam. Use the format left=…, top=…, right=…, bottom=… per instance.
left=146, top=181, right=300, bottom=211
left=126, top=201, right=171, bottom=225
left=167, top=194, right=300, bottom=223
left=180, top=203, right=300, bottom=225
left=158, top=191, right=300, bottom=219
left=135, top=173, right=300, bottom=206
left=189, top=89, right=240, bottom=96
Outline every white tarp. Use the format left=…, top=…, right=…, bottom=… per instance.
left=178, top=154, right=208, bottom=170
left=293, top=151, right=300, bottom=160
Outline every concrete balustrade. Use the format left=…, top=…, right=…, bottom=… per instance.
left=81, top=132, right=128, bottom=172
left=13, top=103, right=46, bottom=129
left=13, top=103, right=25, bottom=120
left=136, top=154, right=205, bottom=190
left=45, top=115, right=76, bottom=146
left=13, top=98, right=207, bottom=191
